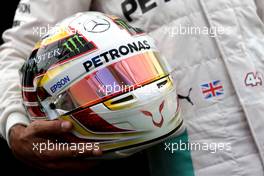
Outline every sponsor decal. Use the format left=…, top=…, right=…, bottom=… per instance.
left=60, top=33, right=97, bottom=58
left=141, top=100, right=165, bottom=128
left=50, top=76, right=70, bottom=93
left=245, top=72, right=263, bottom=87
left=83, top=17, right=110, bottom=33
left=30, top=33, right=97, bottom=71
left=83, top=39, right=151, bottom=72
left=201, top=80, right=224, bottom=99
left=32, top=48, right=61, bottom=64
left=113, top=17, right=144, bottom=35
left=178, top=88, right=194, bottom=105
left=62, top=34, right=87, bottom=53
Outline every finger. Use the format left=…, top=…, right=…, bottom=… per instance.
left=92, top=148, right=103, bottom=156
left=29, top=120, right=73, bottom=136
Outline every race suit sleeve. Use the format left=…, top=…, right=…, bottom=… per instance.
left=0, top=0, right=92, bottom=143
left=255, top=0, right=264, bottom=21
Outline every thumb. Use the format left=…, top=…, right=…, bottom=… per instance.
left=30, top=120, right=73, bottom=136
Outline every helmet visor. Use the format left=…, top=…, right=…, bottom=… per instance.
left=52, top=51, right=170, bottom=113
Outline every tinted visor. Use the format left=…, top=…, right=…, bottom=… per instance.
left=53, top=51, right=170, bottom=112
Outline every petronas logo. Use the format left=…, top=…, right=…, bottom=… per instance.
left=63, top=34, right=85, bottom=53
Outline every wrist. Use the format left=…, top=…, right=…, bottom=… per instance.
left=5, top=113, right=30, bottom=146
left=9, top=124, right=26, bottom=149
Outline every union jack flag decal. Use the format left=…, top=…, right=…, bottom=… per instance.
left=201, top=80, right=224, bottom=99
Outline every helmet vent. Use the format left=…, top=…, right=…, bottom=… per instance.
left=111, top=95, right=134, bottom=105
left=157, top=80, right=168, bottom=88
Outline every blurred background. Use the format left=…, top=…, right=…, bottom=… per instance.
left=0, top=1, right=150, bottom=175
left=0, top=1, right=19, bottom=42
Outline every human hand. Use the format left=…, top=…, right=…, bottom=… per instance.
left=9, top=120, right=102, bottom=172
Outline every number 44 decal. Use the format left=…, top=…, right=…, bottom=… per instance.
left=245, top=72, right=263, bottom=87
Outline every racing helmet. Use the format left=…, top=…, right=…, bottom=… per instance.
left=20, top=12, right=184, bottom=158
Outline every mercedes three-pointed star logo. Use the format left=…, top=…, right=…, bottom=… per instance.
left=83, top=17, right=110, bottom=33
